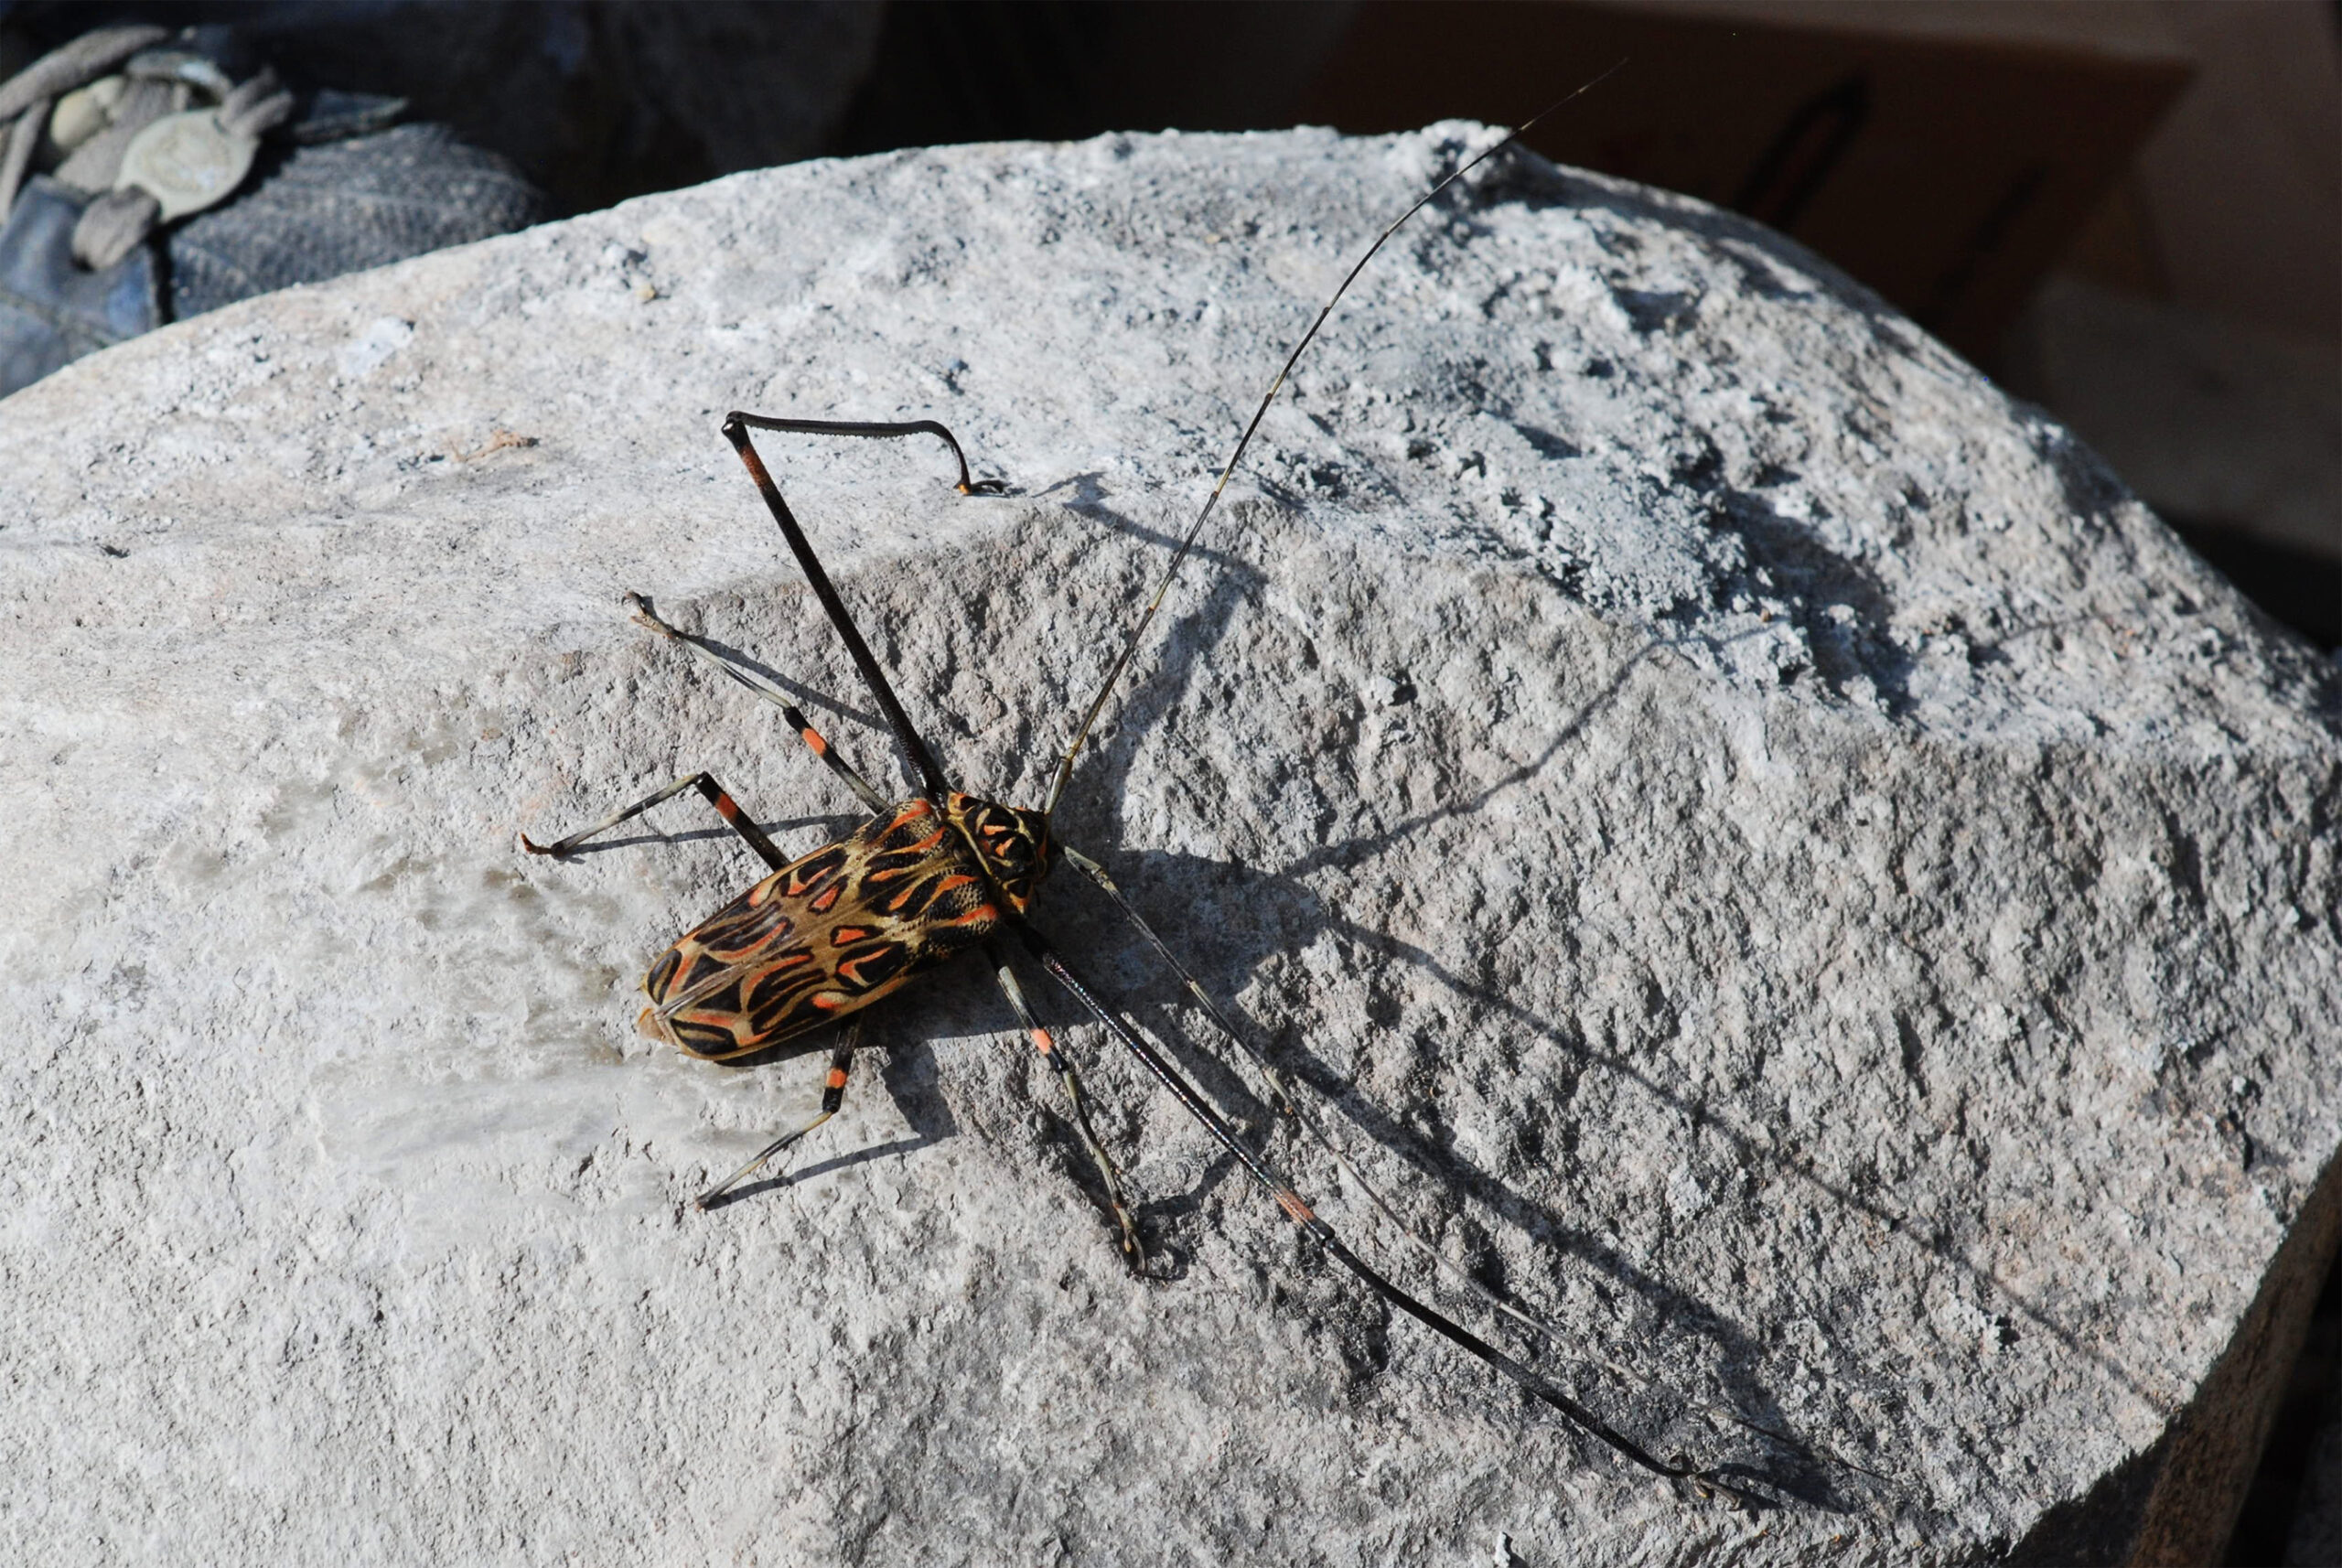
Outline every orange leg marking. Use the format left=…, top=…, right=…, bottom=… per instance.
left=733, top=442, right=777, bottom=489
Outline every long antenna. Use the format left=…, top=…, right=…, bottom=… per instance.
left=1043, top=67, right=1625, bottom=816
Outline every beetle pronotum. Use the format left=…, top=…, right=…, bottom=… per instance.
left=521, top=85, right=1749, bottom=1504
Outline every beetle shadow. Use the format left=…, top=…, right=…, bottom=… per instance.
left=973, top=499, right=1847, bottom=1504
left=1024, top=630, right=1875, bottom=1508
left=1032, top=478, right=1268, bottom=836
left=1053, top=612, right=2184, bottom=1513
left=642, top=609, right=892, bottom=737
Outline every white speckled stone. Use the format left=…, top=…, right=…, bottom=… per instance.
left=4, top=127, right=2337, bottom=1565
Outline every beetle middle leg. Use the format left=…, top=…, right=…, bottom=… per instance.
left=521, top=769, right=791, bottom=870
left=521, top=592, right=889, bottom=863
left=623, top=592, right=891, bottom=814
left=987, top=940, right=1145, bottom=1272
left=696, top=1015, right=866, bottom=1209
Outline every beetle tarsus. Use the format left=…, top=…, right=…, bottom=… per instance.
left=623, top=590, right=673, bottom=636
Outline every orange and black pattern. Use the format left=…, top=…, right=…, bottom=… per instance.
left=942, top=790, right=1050, bottom=911
left=639, top=793, right=1046, bottom=1058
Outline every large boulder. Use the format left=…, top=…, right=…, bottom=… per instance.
left=4, top=126, right=2337, bottom=1565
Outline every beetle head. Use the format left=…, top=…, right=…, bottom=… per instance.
left=944, top=791, right=1053, bottom=913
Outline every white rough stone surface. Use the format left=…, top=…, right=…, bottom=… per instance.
left=4, top=128, right=2338, bottom=1565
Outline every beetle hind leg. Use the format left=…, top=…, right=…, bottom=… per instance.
left=987, top=941, right=1145, bottom=1273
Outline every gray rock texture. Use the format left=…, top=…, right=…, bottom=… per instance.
left=3, top=127, right=2337, bottom=1565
